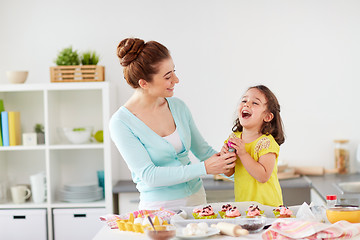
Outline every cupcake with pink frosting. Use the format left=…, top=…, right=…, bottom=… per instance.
left=274, top=205, right=294, bottom=218
left=246, top=205, right=264, bottom=218
left=224, top=206, right=241, bottom=218
left=193, top=205, right=218, bottom=219
left=192, top=207, right=203, bottom=219
left=218, top=204, right=233, bottom=218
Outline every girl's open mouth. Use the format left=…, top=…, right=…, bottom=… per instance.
left=242, top=111, right=252, bottom=119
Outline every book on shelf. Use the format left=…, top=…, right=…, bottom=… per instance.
left=1, top=111, right=9, bottom=146
left=0, top=99, right=4, bottom=147
left=8, top=111, right=21, bottom=146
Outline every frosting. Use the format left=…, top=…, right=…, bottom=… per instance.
left=193, top=208, right=202, bottom=214
left=247, top=205, right=261, bottom=217
left=198, top=205, right=214, bottom=216
left=279, top=206, right=293, bottom=216
left=225, top=207, right=241, bottom=217
left=221, top=204, right=233, bottom=212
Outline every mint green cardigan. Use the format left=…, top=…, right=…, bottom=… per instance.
left=109, top=97, right=216, bottom=202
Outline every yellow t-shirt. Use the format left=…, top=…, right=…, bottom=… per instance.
left=227, top=132, right=283, bottom=207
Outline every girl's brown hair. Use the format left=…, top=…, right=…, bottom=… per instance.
left=116, top=38, right=171, bottom=88
left=232, top=85, right=285, bottom=145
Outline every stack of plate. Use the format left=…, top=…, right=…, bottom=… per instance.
left=59, top=183, right=103, bottom=203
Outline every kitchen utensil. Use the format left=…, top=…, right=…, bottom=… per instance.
left=293, top=166, right=338, bottom=176
left=148, top=215, right=157, bottom=232
left=30, top=172, right=46, bottom=203
left=326, top=206, right=360, bottom=223
left=0, top=181, right=8, bottom=203
left=11, top=185, right=31, bottom=204
left=6, top=71, right=28, bottom=84
left=146, top=224, right=176, bottom=240
left=211, top=222, right=249, bottom=236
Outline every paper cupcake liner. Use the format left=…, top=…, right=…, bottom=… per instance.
left=197, top=213, right=218, bottom=219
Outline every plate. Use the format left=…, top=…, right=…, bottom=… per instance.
left=176, top=227, right=220, bottom=239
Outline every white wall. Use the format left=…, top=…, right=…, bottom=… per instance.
left=1, top=0, right=360, bottom=180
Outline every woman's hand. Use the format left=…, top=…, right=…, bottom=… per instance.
left=220, top=142, right=229, bottom=155
left=204, top=152, right=237, bottom=175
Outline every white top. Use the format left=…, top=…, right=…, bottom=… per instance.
left=163, top=128, right=184, bottom=154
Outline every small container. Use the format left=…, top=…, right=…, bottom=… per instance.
left=326, top=195, right=337, bottom=208
left=334, top=140, right=350, bottom=174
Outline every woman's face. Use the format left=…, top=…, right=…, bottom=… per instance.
left=146, top=57, right=179, bottom=98
left=238, top=88, right=271, bottom=130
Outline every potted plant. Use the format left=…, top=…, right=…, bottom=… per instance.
left=55, top=46, right=80, bottom=66
left=50, top=46, right=104, bottom=82
left=34, top=123, right=45, bottom=144
left=81, top=51, right=100, bottom=65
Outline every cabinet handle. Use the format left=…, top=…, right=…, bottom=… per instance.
left=13, top=215, right=26, bottom=219
left=74, top=214, right=87, bottom=218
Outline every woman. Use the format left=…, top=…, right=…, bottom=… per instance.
left=110, top=38, right=236, bottom=210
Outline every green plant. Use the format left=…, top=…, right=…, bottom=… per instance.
left=55, top=46, right=80, bottom=66
left=34, top=124, right=44, bottom=133
left=81, top=51, right=100, bottom=65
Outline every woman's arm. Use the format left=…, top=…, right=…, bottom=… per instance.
left=110, top=117, right=207, bottom=188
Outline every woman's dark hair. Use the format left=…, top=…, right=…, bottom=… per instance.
left=116, top=38, right=170, bottom=88
left=232, top=85, right=285, bottom=145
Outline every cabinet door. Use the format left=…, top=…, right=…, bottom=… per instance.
left=53, top=208, right=106, bottom=240
left=0, top=209, right=47, bottom=240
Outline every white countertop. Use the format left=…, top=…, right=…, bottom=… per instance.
left=93, top=226, right=265, bottom=240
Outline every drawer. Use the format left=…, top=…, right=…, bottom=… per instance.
left=0, top=209, right=47, bottom=240
left=53, top=208, right=106, bottom=240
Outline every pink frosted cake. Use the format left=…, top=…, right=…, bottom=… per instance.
left=224, top=207, right=241, bottom=218
left=218, top=204, right=233, bottom=218
left=193, top=205, right=218, bottom=219
left=246, top=205, right=263, bottom=218
left=273, top=205, right=294, bottom=218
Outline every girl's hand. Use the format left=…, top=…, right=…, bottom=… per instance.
left=204, top=152, right=236, bottom=175
left=228, top=137, right=246, bottom=156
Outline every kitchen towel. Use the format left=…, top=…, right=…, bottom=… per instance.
left=262, top=219, right=360, bottom=239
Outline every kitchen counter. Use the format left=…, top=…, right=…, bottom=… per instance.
left=112, top=177, right=310, bottom=193
left=112, top=177, right=311, bottom=213
left=307, top=172, right=360, bottom=203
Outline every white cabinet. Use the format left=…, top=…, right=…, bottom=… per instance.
left=53, top=208, right=106, bottom=240
left=0, top=209, right=47, bottom=240
left=0, top=83, right=112, bottom=240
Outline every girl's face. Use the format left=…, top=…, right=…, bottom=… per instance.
left=238, top=88, right=273, bottom=131
left=144, top=57, right=179, bottom=98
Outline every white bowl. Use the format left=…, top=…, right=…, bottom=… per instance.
left=61, top=127, right=93, bottom=144
left=6, top=71, right=28, bottom=84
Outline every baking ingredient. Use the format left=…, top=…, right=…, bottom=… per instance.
left=211, top=222, right=248, bottom=237
left=334, top=139, right=349, bottom=174
left=182, top=222, right=209, bottom=236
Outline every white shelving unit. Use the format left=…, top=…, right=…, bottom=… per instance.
left=0, top=82, right=112, bottom=240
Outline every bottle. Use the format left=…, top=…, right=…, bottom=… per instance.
left=326, top=195, right=337, bottom=208
left=334, top=139, right=349, bottom=174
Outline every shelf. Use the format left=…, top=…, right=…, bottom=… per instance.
left=0, top=82, right=111, bottom=240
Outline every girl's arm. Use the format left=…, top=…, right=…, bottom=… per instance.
left=229, top=137, right=276, bottom=183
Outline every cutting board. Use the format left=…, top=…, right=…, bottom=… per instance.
left=293, top=166, right=338, bottom=176
left=277, top=168, right=300, bottom=179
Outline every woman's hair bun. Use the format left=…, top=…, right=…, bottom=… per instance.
left=117, top=38, right=145, bottom=67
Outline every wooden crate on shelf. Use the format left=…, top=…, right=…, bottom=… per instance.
left=50, top=65, right=105, bottom=82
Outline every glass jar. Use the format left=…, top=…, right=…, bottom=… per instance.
left=334, top=139, right=349, bottom=174
left=326, top=195, right=337, bottom=208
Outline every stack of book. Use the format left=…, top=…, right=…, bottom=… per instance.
left=0, top=99, right=22, bottom=146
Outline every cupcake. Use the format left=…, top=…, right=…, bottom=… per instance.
left=246, top=205, right=264, bottom=218
left=273, top=205, right=285, bottom=217
left=192, top=207, right=202, bottom=219
left=224, top=207, right=241, bottom=218
left=197, top=205, right=218, bottom=219
left=274, top=205, right=294, bottom=218
left=218, top=204, right=233, bottom=218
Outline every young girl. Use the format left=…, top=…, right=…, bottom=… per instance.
left=222, top=85, right=285, bottom=207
